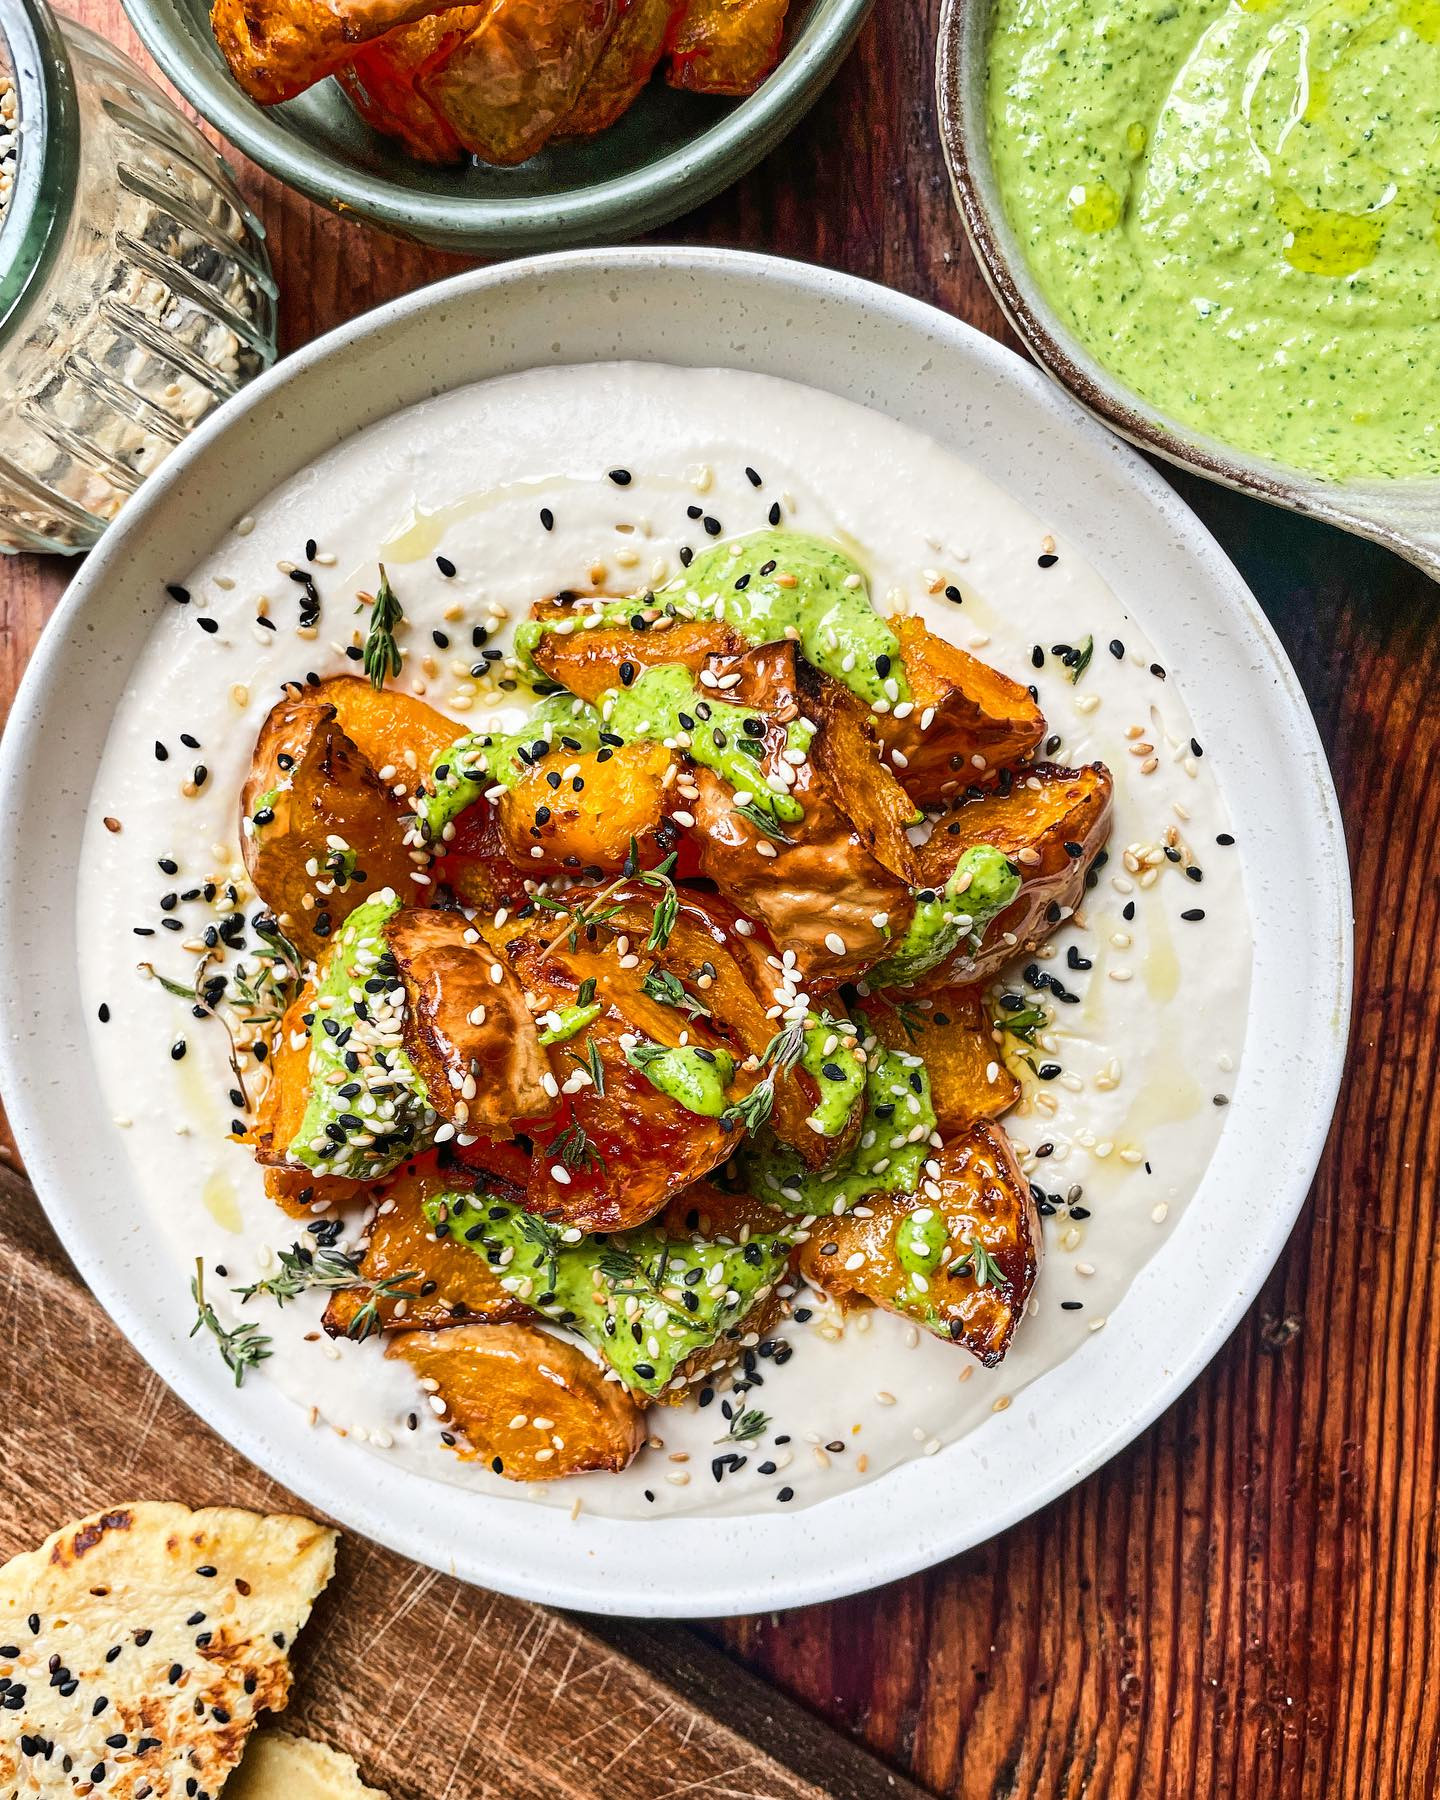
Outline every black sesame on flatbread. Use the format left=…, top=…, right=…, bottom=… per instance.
left=0, top=1503, right=336, bottom=1799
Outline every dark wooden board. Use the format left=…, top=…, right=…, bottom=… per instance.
left=0, top=1164, right=928, bottom=1800
left=3, top=3, right=1439, bottom=1796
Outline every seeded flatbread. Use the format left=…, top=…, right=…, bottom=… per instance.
left=0, top=1503, right=336, bottom=1800
left=225, top=1732, right=387, bottom=1798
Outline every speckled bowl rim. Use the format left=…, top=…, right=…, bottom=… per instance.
left=0, top=248, right=1351, bottom=1616
left=120, top=0, right=874, bottom=252
left=935, top=0, right=1440, bottom=582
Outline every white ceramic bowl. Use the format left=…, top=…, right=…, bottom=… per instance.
left=0, top=250, right=1351, bottom=1617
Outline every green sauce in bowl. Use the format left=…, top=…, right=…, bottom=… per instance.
left=986, top=0, right=1440, bottom=482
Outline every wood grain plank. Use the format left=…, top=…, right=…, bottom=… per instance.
left=3, top=1, right=1439, bottom=1794
left=0, top=1162, right=927, bottom=1800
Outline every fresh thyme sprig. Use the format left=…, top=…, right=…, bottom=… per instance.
left=718, top=1406, right=770, bottom=1446
left=566, top=1036, right=607, bottom=1096
left=190, top=1259, right=272, bottom=1386
left=948, top=1238, right=1006, bottom=1288
left=995, top=1002, right=1049, bottom=1046
left=361, top=564, right=403, bottom=690
left=735, top=800, right=792, bottom=843
left=720, top=1080, right=775, bottom=1134
left=641, top=968, right=711, bottom=1016
left=514, top=1211, right=563, bottom=1296
left=1066, top=634, right=1093, bottom=685
left=545, top=1119, right=605, bottom=1174
left=233, top=1241, right=363, bottom=1306
left=345, top=1270, right=423, bottom=1342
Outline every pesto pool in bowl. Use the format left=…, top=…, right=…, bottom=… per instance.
left=937, top=0, right=1440, bottom=575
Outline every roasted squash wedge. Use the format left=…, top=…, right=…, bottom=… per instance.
left=240, top=695, right=416, bottom=962
left=494, top=741, right=679, bottom=874
left=422, top=0, right=621, bottom=165
left=334, top=15, right=476, bottom=164
left=388, top=1322, right=647, bottom=1477
left=385, top=908, right=550, bottom=1132
left=878, top=615, right=1047, bottom=806
left=323, top=1160, right=529, bottom=1337
left=866, top=986, right=1019, bottom=1132
left=210, top=0, right=454, bottom=104
left=506, top=931, right=754, bottom=1231
left=251, top=982, right=372, bottom=1213
left=689, top=643, right=914, bottom=985
left=310, top=675, right=461, bottom=790
left=798, top=1121, right=1040, bottom=1364
left=525, top=603, right=743, bottom=705
left=665, top=0, right=789, bottom=94
left=915, top=761, right=1114, bottom=985
left=558, top=0, right=679, bottom=134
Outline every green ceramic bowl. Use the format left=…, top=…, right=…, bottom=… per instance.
left=119, top=0, right=872, bottom=252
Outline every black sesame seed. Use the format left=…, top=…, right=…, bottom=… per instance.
left=431, top=630, right=449, bottom=649
left=180, top=732, right=200, bottom=750
left=1038, top=552, right=1059, bottom=568
left=745, top=465, right=762, bottom=486
left=166, top=583, right=191, bottom=604
left=154, top=741, right=169, bottom=761
left=703, top=515, right=722, bottom=536
left=679, top=545, right=694, bottom=566
left=1217, top=832, right=1235, bottom=846
left=608, top=468, right=632, bottom=486
left=1181, top=908, right=1205, bottom=922
left=1031, top=645, right=1045, bottom=669
left=944, top=584, right=963, bottom=604
left=98, top=1003, right=110, bottom=1022
left=1122, top=900, right=1136, bottom=921
left=1061, top=1300, right=1083, bottom=1311
left=686, top=504, right=703, bottom=520
left=435, top=555, right=457, bottom=578
left=776, top=1486, right=794, bottom=1502
left=1185, top=865, right=1203, bottom=882
left=171, top=1041, right=186, bottom=1061
left=767, top=502, right=781, bottom=526
left=1109, top=638, right=1125, bottom=659
left=197, top=617, right=218, bottom=634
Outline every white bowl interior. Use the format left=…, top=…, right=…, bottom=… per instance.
left=0, top=250, right=1351, bottom=1616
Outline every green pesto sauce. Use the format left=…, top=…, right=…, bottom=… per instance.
left=415, top=692, right=603, bottom=839
left=605, top=663, right=803, bottom=826
left=288, top=892, right=436, bottom=1181
left=669, top=531, right=911, bottom=710
left=746, top=1034, right=938, bottom=1216
left=537, top=1000, right=601, bottom=1046
left=625, top=1039, right=738, bottom=1118
left=987, top=0, right=1440, bottom=480
left=800, top=1014, right=867, bottom=1138
left=871, top=845, right=1020, bottom=987
left=427, top=1191, right=792, bottom=1398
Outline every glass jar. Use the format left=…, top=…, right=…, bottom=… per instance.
left=0, top=0, right=277, bottom=553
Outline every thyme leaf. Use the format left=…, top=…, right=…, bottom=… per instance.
left=233, top=1241, right=363, bottom=1306
left=190, top=1259, right=272, bottom=1386
left=718, top=1406, right=770, bottom=1446
left=361, top=564, right=403, bottom=691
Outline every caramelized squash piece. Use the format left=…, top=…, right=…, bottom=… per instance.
left=878, top=616, right=1046, bottom=806
left=335, top=13, right=478, bottom=163
left=385, top=908, right=549, bottom=1131
left=798, top=1122, right=1040, bottom=1364
left=916, top=762, right=1113, bottom=984
left=323, top=1161, right=527, bottom=1336
left=210, top=0, right=457, bottom=104
left=430, top=797, right=536, bottom=915
left=866, top=986, right=1019, bottom=1133
left=389, top=1322, right=647, bottom=1477
left=311, top=675, right=462, bottom=786
left=507, top=931, right=753, bottom=1231
left=495, top=742, right=678, bottom=873
left=558, top=0, right=679, bottom=134
left=689, top=644, right=913, bottom=985
left=422, top=0, right=620, bottom=165
left=666, top=0, right=788, bottom=94
left=240, top=696, right=415, bottom=962
left=251, top=983, right=371, bottom=1212
left=805, top=669, right=921, bottom=885
left=526, top=604, right=743, bottom=705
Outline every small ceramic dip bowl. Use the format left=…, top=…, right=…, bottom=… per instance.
left=936, top=0, right=1440, bottom=584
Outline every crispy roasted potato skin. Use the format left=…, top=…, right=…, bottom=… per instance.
left=421, top=0, right=620, bottom=164
left=240, top=696, right=415, bottom=962
left=335, top=13, right=478, bottom=163
left=799, top=1122, right=1040, bottom=1364
left=388, top=1322, right=647, bottom=1477
left=210, top=0, right=457, bottom=104
left=557, top=0, right=680, bottom=134
left=665, top=0, right=788, bottom=94
left=878, top=616, right=1046, bottom=807
left=495, top=742, right=679, bottom=874
left=385, top=909, right=550, bottom=1131
left=866, top=986, right=1019, bottom=1132
left=323, top=1161, right=528, bottom=1336
left=506, top=932, right=751, bottom=1231
left=916, top=761, right=1114, bottom=986
left=690, top=644, right=914, bottom=986
left=527, top=604, right=744, bottom=704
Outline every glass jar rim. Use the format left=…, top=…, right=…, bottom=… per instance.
left=0, top=0, right=79, bottom=339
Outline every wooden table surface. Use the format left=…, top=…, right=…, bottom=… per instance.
left=4, top=5, right=1439, bottom=1797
